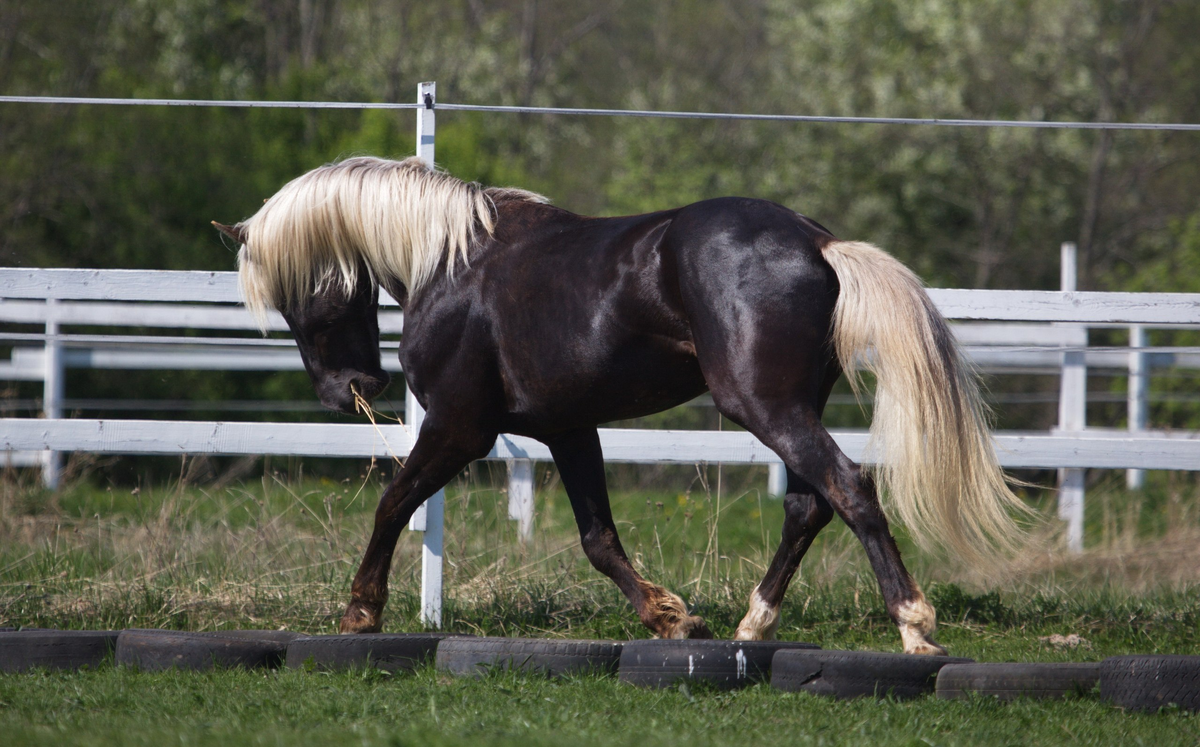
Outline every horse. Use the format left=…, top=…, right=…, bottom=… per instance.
left=214, top=155, right=1027, bottom=654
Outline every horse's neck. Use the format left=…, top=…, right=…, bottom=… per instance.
left=489, top=198, right=573, bottom=242
left=387, top=199, right=565, bottom=313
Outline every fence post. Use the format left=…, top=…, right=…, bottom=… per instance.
left=507, top=459, right=535, bottom=543
left=408, top=80, right=444, bottom=627
left=41, top=300, right=63, bottom=492
left=42, top=298, right=63, bottom=489
left=767, top=463, right=787, bottom=497
left=1057, top=242, right=1085, bottom=552
left=1126, top=325, right=1148, bottom=489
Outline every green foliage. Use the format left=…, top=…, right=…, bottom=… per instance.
left=1115, top=212, right=1200, bottom=294
left=4, top=0, right=1198, bottom=283
left=927, top=584, right=1013, bottom=626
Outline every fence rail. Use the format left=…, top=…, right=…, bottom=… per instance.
left=4, top=267, right=1198, bottom=323
left=3, top=419, right=1197, bottom=470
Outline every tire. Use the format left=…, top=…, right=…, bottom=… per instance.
left=437, top=637, right=624, bottom=678
left=287, top=633, right=458, bottom=672
left=1101, top=655, right=1200, bottom=712
left=0, top=630, right=120, bottom=672
left=936, top=662, right=1100, bottom=701
left=772, top=649, right=972, bottom=700
left=619, top=640, right=820, bottom=690
left=116, top=629, right=302, bottom=672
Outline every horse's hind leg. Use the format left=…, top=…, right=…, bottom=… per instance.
left=688, top=285, right=942, bottom=651
left=713, top=389, right=943, bottom=653
left=741, top=407, right=943, bottom=653
left=546, top=427, right=711, bottom=640
left=814, top=442, right=944, bottom=654
left=734, top=472, right=833, bottom=640
left=734, top=363, right=838, bottom=641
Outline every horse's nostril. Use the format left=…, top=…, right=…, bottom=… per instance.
left=350, top=373, right=389, bottom=402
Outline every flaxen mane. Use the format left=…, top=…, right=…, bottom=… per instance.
left=236, top=156, right=546, bottom=326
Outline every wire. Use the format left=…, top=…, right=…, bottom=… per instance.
left=437, top=103, right=1200, bottom=131
left=0, top=96, right=420, bottom=110
left=3, top=95, right=1199, bottom=131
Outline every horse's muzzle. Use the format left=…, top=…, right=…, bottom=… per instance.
left=319, top=370, right=391, bottom=414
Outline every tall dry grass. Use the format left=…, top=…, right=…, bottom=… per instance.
left=1, top=458, right=1198, bottom=638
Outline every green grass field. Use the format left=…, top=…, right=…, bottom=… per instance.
left=1, top=463, right=1199, bottom=745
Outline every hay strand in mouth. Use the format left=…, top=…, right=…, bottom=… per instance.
left=352, top=385, right=405, bottom=467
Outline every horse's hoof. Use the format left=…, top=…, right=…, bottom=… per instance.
left=897, top=597, right=943, bottom=655
left=338, top=600, right=384, bottom=634
left=667, top=615, right=713, bottom=640
left=733, top=624, right=769, bottom=641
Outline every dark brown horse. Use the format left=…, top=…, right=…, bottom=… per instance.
left=216, top=156, right=1026, bottom=653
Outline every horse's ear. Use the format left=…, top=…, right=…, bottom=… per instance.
left=211, top=221, right=247, bottom=245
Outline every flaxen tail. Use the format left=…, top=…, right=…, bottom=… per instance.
left=821, top=240, right=1029, bottom=564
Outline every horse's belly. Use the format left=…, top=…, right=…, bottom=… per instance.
left=500, top=348, right=707, bottom=434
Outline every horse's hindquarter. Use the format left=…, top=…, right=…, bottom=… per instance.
left=474, top=208, right=709, bottom=433
left=666, top=198, right=840, bottom=408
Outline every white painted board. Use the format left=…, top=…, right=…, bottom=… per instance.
left=3, top=419, right=1197, bottom=471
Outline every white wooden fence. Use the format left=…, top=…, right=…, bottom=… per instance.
left=5, top=264, right=1200, bottom=624
left=3, top=82, right=1200, bottom=625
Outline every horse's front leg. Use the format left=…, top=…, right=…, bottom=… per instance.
left=340, top=419, right=496, bottom=633
left=546, top=428, right=712, bottom=640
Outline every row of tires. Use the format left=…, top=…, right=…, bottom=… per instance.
left=1, top=628, right=1196, bottom=713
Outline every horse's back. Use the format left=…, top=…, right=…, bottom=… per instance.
left=666, top=197, right=837, bottom=300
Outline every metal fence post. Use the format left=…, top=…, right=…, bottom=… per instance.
left=42, top=298, right=63, bottom=489
left=1056, top=242, right=1086, bottom=552
left=507, top=459, right=535, bottom=543
left=408, top=80, right=444, bottom=627
left=1126, top=324, right=1148, bottom=489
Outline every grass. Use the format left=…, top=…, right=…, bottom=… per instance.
left=2, top=665, right=1198, bottom=747
left=1, top=462, right=1199, bottom=745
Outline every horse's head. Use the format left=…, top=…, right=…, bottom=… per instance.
left=217, top=220, right=391, bottom=415
left=281, top=268, right=391, bottom=415
left=219, top=156, right=526, bottom=415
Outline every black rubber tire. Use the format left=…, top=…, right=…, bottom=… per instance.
left=936, top=662, right=1100, bottom=701
left=287, top=633, right=459, bottom=672
left=437, top=637, right=624, bottom=678
left=772, top=649, right=972, bottom=700
left=116, top=629, right=302, bottom=672
left=619, top=640, right=820, bottom=690
left=1101, top=655, right=1200, bottom=712
left=0, top=630, right=120, bottom=672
